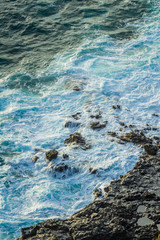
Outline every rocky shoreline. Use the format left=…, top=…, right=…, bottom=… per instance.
left=17, top=130, right=160, bottom=240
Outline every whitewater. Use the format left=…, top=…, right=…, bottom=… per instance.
left=0, top=0, right=160, bottom=239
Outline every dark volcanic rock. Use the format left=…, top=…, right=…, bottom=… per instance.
left=62, top=154, right=69, bottom=159
left=55, top=163, right=68, bottom=172
left=17, top=153, right=160, bottom=240
left=107, top=131, right=117, bottom=137
left=143, top=144, right=158, bottom=156
left=119, top=130, right=152, bottom=145
left=64, top=132, right=86, bottom=146
left=46, top=149, right=58, bottom=161
left=89, top=168, right=98, bottom=174
left=93, top=188, right=103, bottom=199
left=90, top=113, right=102, bottom=119
left=112, top=105, right=121, bottom=109
left=152, top=113, right=159, bottom=117
left=71, top=112, right=81, bottom=120
left=49, top=163, right=79, bottom=179
left=90, top=121, right=107, bottom=130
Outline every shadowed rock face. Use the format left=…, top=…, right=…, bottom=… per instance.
left=17, top=153, right=160, bottom=240
left=46, top=149, right=58, bottom=161
left=90, top=121, right=107, bottom=130
left=64, top=132, right=86, bottom=146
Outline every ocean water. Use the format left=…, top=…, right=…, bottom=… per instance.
left=0, top=0, right=160, bottom=239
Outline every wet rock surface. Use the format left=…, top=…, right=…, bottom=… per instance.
left=64, top=132, right=86, bottom=147
left=112, top=105, right=121, bottom=109
left=48, top=162, right=79, bottom=179
left=118, top=129, right=151, bottom=145
left=62, top=154, right=69, bottom=159
left=17, top=150, right=160, bottom=240
left=71, top=112, right=81, bottom=120
left=64, top=121, right=81, bottom=128
left=46, top=149, right=58, bottom=161
left=90, top=121, right=107, bottom=130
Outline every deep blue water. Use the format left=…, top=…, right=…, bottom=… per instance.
left=0, top=0, right=160, bottom=239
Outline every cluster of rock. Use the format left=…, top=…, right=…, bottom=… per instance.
left=17, top=149, right=160, bottom=240
left=25, top=105, right=160, bottom=239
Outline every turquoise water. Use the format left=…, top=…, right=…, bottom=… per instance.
left=0, top=0, right=160, bottom=239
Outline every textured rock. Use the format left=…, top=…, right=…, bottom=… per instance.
left=62, top=154, right=69, bottom=159
left=17, top=152, right=160, bottom=240
left=71, top=112, right=81, bottom=120
left=64, top=132, right=86, bottom=146
left=119, top=130, right=150, bottom=144
left=90, top=121, right=107, bottom=130
left=64, top=121, right=81, bottom=128
left=46, top=149, right=58, bottom=161
left=143, top=144, right=158, bottom=155
left=112, top=105, right=121, bottom=109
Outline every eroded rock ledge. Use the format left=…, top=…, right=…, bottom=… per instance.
left=17, top=151, right=160, bottom=240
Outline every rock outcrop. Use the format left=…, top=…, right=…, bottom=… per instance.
left=17, top=151, right=160, bottom=240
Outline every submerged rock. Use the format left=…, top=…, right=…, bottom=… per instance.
left=46, top=149, right=58, bottom=161
left=48, top=163, right=79, bottom=178
left=107, top=131, right=117, bottom=137
left=32, top=155, right=39, bottom=163
left=55, top=163, right=68, bottom=172
left=71, top=112, right=81, bottom=120
left=143, top=144, right=158, bottom=156
left=64, top=121, right=81, bottom=128
left=152, top=113, right=159, bottom=117
left=90, top=113, right=102, bottom=119
left=112, top=105, right=121, bottom=109
left=90, top=121, right=107, bottom=130
left=72, top=85, right=81, bottom=91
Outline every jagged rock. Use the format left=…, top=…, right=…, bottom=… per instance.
left=65, top=79, right=85, bottom=92
left=119, top=130, right=152, bottom=145
left=64, top=132, right=86, bottom=146
left=72, top=86, right=81, bottom=91
left=48, top=163, right=79, bottom=178
left=90, top=121, right=107, bottom=130
left=90, top=113, right=102, bottom=119
left=128, top=124, right=135, bottom=128
left=143, top=144, right=158, bottom=155
left=117, top=140, right=125, bottom=144
left=17, top=154, right=160, bottom=240
left=112, top=105, right=121, bottom=109
left=55, top=163, right=68, bottom=172
left=71, top=112, right=81, bottom=120
left=108, top=131, right=117, bottom=137
left=119, top=122, right=125, bottom=126
left=89, top=168, right=98, bottom=174
left=93, top=188, right=102, bottom=199
left=81, top=144, right=91, bottom=150
left=62, top=154, right=69, bottom=159
left=46, top=149, right=58, bottom=161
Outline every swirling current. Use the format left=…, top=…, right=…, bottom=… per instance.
left=0, top=0, right=160, bottom=239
